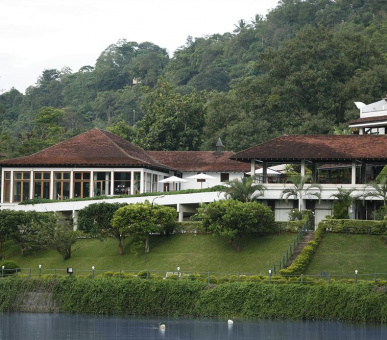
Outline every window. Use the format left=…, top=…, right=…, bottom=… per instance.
left=13, top=172, right=30, bottom=202
left=93, top=172, right=111, bottom=196
left=114, top=172, right=131, bottom=195
left=34, top=172, right=50, bottom=199
left=54, top=172, right=70, bottom=200
left=74, top=172, right=90, bottom=198
left=3, top=172, right=10, bottom=202
left=220, top=173, right=229, bottom=182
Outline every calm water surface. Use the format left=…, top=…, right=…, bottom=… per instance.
left=0, top=313, right=386, bottom=340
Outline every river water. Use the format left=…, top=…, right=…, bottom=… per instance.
left=0, top=313, right=386, bottom=340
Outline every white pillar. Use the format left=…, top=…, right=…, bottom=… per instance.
left=30, top=170, right=34, bottom=199
left=351, top=161, right=356, bottom=185
left=70, top=169, right=74, bottom=198
left=50, top=170, right=54, bottom=200
left=250, top=159, right=255, bottom=177
left=110, top=171, right=114, bottom=196
left=140, top=170, right=144, bottom=193
left=10, top=170, right=14, bottom=203
left=301, top=159, right=306, bottom=177
left=177, top=204, right=184, bottom=222
left=90, top=170, right=94, bottom=197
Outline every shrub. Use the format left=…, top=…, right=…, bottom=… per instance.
left=0, top=260, right=20, bottom=276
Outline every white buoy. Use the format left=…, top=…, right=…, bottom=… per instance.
left=227, top=319, right=233, bottom=325
left=159, top=323, right=166, bottom=331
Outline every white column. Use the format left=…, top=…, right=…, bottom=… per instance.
left=50, top=170, right=54, bottom=200
left=70, top=169, right=74, bottom=198
left=301, top=159, right=306, bottom=177
left=177, top=204, right=184, bottom=222
left=351, top=161, right=356, bottom=185
left=140, top=170, right=145, bottom=193
left=250, top=159, right=255, bottom=177
left=10, top=170, right=14, bottom=203
left=110, top=171, right=114, bottom=196
left=0, top=169, right=3, bottom=204
left=30, top=170, right=34, bottom=199
left=90, top=170, right=94, bottom=197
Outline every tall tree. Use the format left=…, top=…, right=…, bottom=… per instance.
left=135, top=79, right=207, bottom=150
left=77, top=202, right=127, bottom=255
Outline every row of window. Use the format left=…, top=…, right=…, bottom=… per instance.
left=3, top=171, right=144, bottom=203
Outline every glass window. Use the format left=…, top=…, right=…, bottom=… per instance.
left=3, top=171, right=10, bottom=202
left=54, top=172, right=71, bottom=200
left=33, top=172, right=51, bottom=199
left=114, top=172, right=131, bottom=195
left=73, top=172, right=90, bottom=198
left=93, top=172, right=111, bottom=196
left=13, top=172, right=30, bottom=202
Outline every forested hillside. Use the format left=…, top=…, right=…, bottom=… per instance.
left=1, top=0, right=387, bottom=156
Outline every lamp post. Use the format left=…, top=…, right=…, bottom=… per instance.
left=1, top=266, right=4, bottom=278
left=145, top=195, right=165, bottom=262
left=177, top=267, right=181, bottom=280
left=355, top=270, right=358, bottom=284
left=269, top=269, right=272, bottom=283
left=39, top=265, right=42, bottom=277
left=92, top=266, right=95, bottom=278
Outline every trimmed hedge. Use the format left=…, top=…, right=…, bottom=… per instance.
left=320, top=219, right=387, bottom=234
left=279, top=223, right=325, bottom=276
left=1, top=278, right=387, bottom=322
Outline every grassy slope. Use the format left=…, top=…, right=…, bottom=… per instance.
left=2, top=233, right=295, bottom=276
left=306, top=234, right=387, bottom=276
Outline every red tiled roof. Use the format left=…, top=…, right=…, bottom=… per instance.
left=349, top=115, right=387, bottom=125
left=0, top=129, right=174, bottom=171
left=232, top=135, right=387, bottom=162
left=148, top=151, right=251, bottom=172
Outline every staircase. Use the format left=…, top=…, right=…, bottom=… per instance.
left=286, top=230, right=315, bottom=267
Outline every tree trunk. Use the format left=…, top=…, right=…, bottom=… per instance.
left=118, top=238, right=123, bottom=255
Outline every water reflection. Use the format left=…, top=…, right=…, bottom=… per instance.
left=0, top=313, right=386, bottom=340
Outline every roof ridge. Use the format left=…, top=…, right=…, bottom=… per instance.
left=99, top=130, right=175, bottom=170
left=98, top=129, right=153, bottom=165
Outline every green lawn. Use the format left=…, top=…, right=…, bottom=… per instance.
left=306, top=234, right=387, bottom=277
left=2, top=233, right=295, bottom=276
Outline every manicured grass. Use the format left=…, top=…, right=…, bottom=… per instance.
left=306, top=233, right=387, bottom=276
left=2, top=233, right=296, bottom=276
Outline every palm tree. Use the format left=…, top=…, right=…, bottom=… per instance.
left=281, top=174, right=321, bottom=210
left=233, top=19, right=252, bottom=33
left=364, top=176, right=387, bottom=206
left=330, top=187, right=360, bottom=219
left=221, top=176, right=266, bottom=202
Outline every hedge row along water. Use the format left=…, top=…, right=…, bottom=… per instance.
left=1, top=277, right=387, bottom=322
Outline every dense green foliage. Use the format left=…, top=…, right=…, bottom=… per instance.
left=112, top=201, right=177, bottom=255
left=198, top=200, right=276, bottom=251
left=1, top=0, right=387, bottom=155
left=1, top=277, right=387, bottom=322
left=77, top=202, right=128, bottom=254
left=0, top=210, right=77, bottom=258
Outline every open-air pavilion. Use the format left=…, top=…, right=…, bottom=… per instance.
left=232, top=134, right=387, bottom=223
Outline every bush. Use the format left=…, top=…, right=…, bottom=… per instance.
left=0, top=260, right=20, bottom=276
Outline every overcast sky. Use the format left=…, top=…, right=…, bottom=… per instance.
left=0, top=0, right=279, bottom=94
